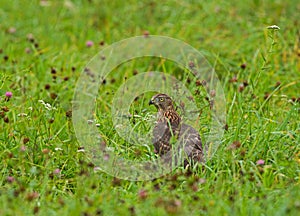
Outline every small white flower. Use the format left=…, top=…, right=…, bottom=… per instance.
left=106, top=147, right=114, bottom=151
left=94, top=166, right=102, bottom=172
left=54, top=147, right=63, bottom=151
left=115, top=124, right=124, bottom=129
left=267, top=25, right=280, bottom=30
left=45, top=103, right=52, bottom=110
left=38, top=100, right=57, bottom=111
left=87, top=119, right=94, bottom=124
left=17, top=113, right=28, bottom=117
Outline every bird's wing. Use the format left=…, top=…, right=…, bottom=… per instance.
left=152, top=122, right=172, bottom=155
left=178, top=123, right=203, bottom=162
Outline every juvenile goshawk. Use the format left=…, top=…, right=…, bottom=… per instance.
left=149, top=93, right=204, bottom=167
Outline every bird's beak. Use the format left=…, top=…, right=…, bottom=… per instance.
left=149, top=99, right=154, bottom=105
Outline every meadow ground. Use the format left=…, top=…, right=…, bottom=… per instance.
left=0, top=1, right=299, bottom=215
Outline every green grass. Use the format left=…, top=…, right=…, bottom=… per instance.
left=0, top=0, right=299, bottom=215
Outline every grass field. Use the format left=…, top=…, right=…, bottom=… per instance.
left=0, top=0, right=299, bottom=215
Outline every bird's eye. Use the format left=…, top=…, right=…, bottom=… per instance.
left=159, top=98, right=164, bottom=102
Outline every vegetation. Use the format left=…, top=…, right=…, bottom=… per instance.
left=0, top=0, right=299, bottom=215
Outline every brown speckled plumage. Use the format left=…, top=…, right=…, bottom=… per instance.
left=149, top=93, right=204, bottom=167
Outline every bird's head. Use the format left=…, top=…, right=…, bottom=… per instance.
left=149, top=93, right=174, bottom=111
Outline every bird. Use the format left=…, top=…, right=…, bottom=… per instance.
left=149, top=93, right=204, bottom=167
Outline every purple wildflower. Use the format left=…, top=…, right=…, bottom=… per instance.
left=5, top=92, right=13, bottom=98
left=20, top=145, right=27, bottom=152
left=256, top=159, right=265, bottom=165
left=138, top=189, right=148, bottom=200
left=7, top=176, right=15, bottom=183
left=53, top=169, right=61, bottom=175
left=86, top=40, right=94, bottom=47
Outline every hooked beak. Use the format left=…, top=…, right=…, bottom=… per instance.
left=149, top=99, right=154, bottom=105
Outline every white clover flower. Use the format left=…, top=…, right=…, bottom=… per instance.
left=38, top=100, right=57, bottom=111
left=17, top=113, right=28, bottom=117
left=267, top=25, right=280, bottom=30
left=87, top=119, right=94, bottom=124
